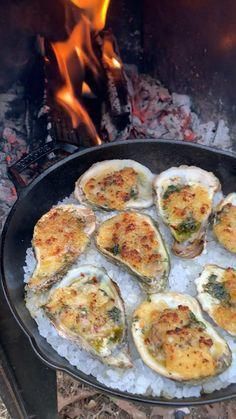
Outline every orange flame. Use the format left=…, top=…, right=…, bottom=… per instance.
left=68, top=0, right=110, bottom=31
left=82, top=82, right=92, bottom=95
left=51, top=0, right=111, bottom=144
left=103, top=38, right=122, bottom=70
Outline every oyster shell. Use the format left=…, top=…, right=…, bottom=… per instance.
left=132, top=292, right=231, bottom=383
left=43, top=265, right=132, bottom=368
left=213, top=193, right=236, bottom=253
left=153, top=166, right=221, bottom=258
left=95, top=212, right=170, bottom=293
left=28, top=205, right=96, bottom=292
left=74, top=159, right=154, bottom=211
left=196, top=264, right=236, bottom=336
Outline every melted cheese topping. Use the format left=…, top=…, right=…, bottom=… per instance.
left=144, top=305, right=216, bottom=380
left=212, top=269, right=236, bottom=334
left=213, top=306, right=236, bottom=335
left=161, top=184, right=211, bottom=241
left=83, top=168, right=139, bottom=210
left=45, top=276, right=123, bottom=353
left=213, top=204, right=236, bottom=253
left=29, top=208, right=89, bottom=289
left=96, top=212, right=166, bottom=279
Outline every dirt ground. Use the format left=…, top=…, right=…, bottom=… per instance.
left=57, top=372, right=236, bottom=419
left=1, top=375, right=236, bottom=419
left=0, top=397, right=11, bottom=419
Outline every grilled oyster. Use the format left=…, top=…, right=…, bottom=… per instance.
left=132, top=292, right=231, bottom=382
left=153, top=166, right=220, bottom=258
left=95, top=212, right=170, bottom=293
left=43, top=265, right=132, bottom=368
left=74, top=159, right=154, bottom=211
left=28, top=205, right=96, bottom=292
left=213, top=193, right=236, bottom=253
left=196, top=265, right=236, bottom=336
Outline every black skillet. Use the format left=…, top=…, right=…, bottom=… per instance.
left=1, top=139, right=236, bottom=407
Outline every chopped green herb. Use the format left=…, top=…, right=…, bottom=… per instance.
left=208, top=274, right=218, bottom=282
left=189, top=311, right=206, bottom=329
left=204, top=275, right=230, bottom=303
left=108, top=306, right=121, bottom=323
left=109, top=327, right=123, bottom=343
left=130, top=186, right=139, bottom=199
left=176, top=216, right=200, bottom=235
left=111, top=244, right=120, bottom=255
left=163, top=184, right=183, bottom=199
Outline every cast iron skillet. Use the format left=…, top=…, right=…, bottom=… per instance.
left=1, top=139, right=236, bottom=407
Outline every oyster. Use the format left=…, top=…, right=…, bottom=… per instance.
left=28, top=205, right=96, bottom=292
left=43, top=265, right=132, bottom=368
left=153, top=166, right=220, bottom=258
left=213, top=193, right=236, bottom=253
left=132, top=292, right=231, bottom=382
left=95, top=212, right=170, bottom=293
left=196, top=264, right=236, bottom=336
left=74, top=159, right=154, bottom=211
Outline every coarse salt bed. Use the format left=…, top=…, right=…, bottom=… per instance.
left=24, top=195, right=236, bottom=400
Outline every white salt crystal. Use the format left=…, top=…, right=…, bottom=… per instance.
left=23, top=196, right=236, bottom=399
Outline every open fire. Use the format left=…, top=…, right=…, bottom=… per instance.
left=48, top=0, right=231, bottom=149
left=51, top=0, right=117, bottom=144
left=0, top=0, right=233, bottom=213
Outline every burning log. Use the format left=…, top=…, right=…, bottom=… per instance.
left=41, top=0, right=131, bottom=145
left=24, top=0, right=231, bottom=150
left=43, top=32, right=132, bottom=144
left=97, top=30, right=132, bottom=141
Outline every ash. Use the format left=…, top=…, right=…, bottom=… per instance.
left=0, top=83, right=28, bottom=230
left=124, top=65, right=231, bottom=149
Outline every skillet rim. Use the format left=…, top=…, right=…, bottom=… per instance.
left=1, top=139, right=236, bottom=406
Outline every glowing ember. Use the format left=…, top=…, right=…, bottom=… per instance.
left=51, top=0, right=112, bottom=144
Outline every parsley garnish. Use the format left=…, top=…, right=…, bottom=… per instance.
left=108, top=306, right=121, bottom=323
left=204, top=275, right=230, bottom=303
left=163, top=184, right=183, bottom=199
left=176, top=216, right=200, bottom=235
